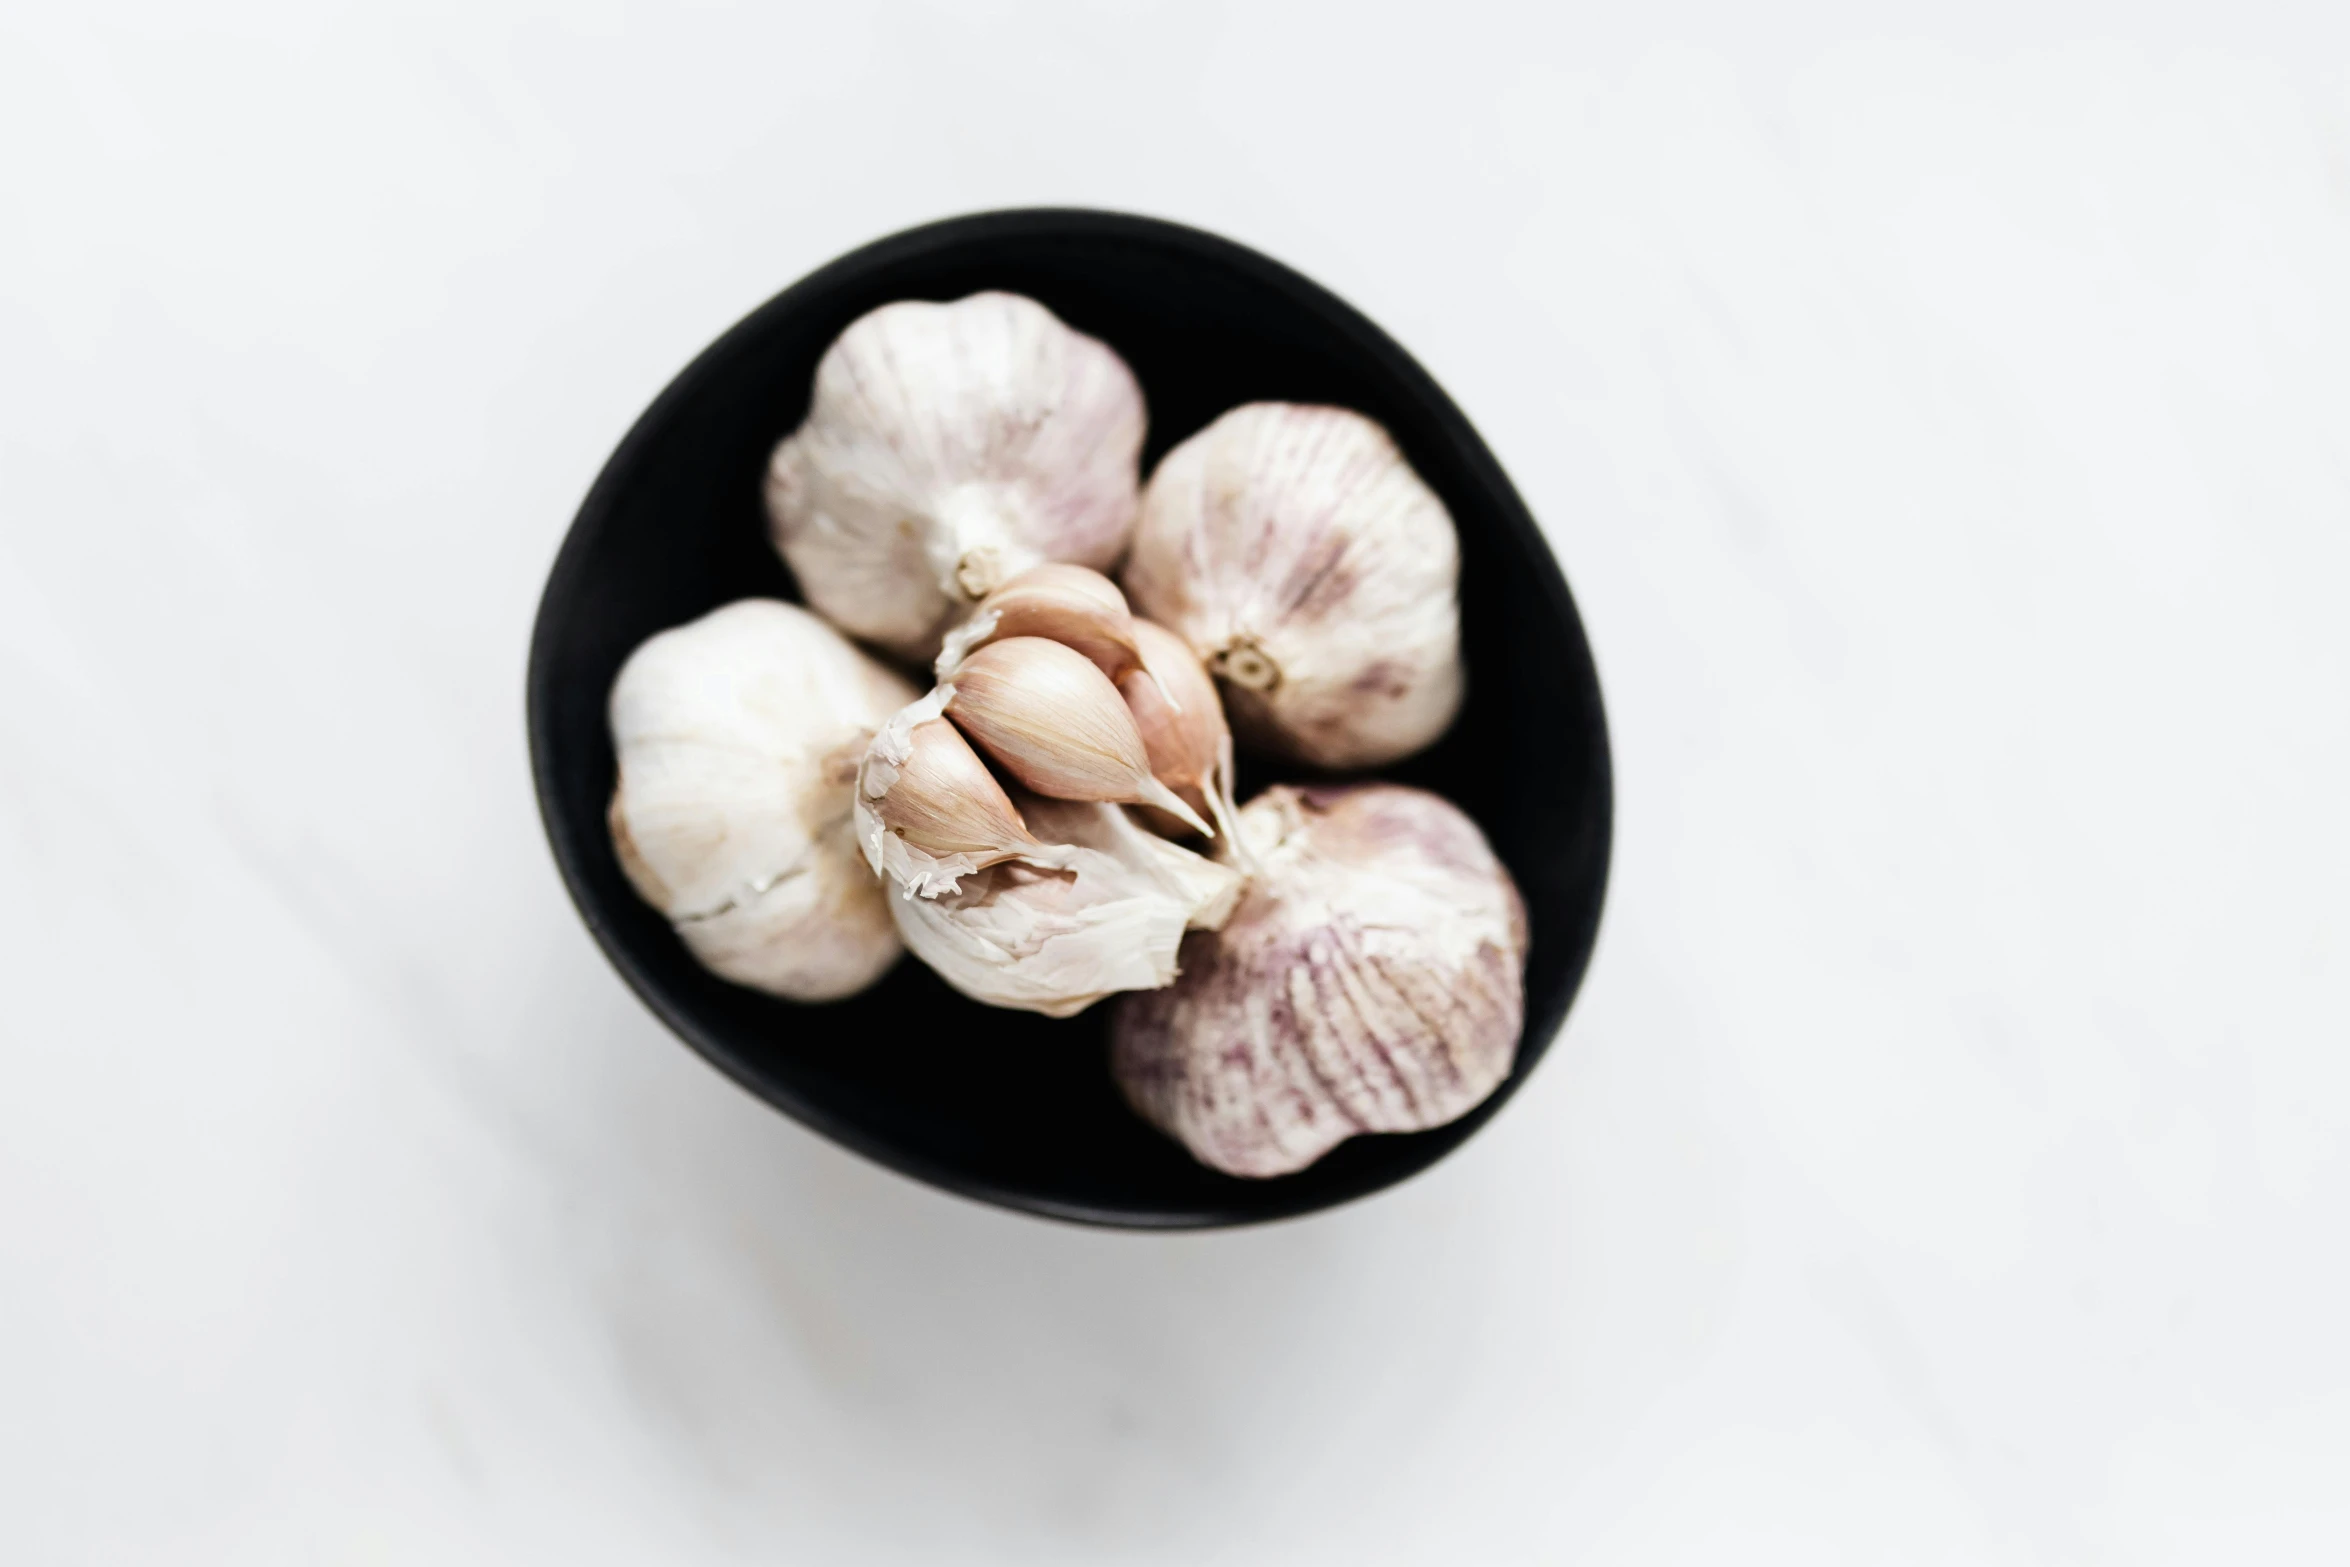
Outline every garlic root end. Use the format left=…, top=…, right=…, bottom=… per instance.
left=1212, top=639, right=1281, bottom=693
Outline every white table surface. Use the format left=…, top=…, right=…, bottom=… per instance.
left=6, top=4, right=2349, bottom=1561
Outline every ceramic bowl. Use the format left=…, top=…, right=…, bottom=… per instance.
left=527, top=210, right=1611, bottom=1227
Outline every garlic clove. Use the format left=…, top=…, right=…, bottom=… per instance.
left=945, top=636, right=1215, bottom=838
left=933, top=562, right=1147, bottom=687
left=868, top=716, right=1043, bottom=864
left=765, top=293, right=1147, bottom=663
left=854, top=685, right=1067, bottom=900
left=1111, top=784, right=1527, bottom=1177
left=1121, top=403, right=1464, bottom=770
left=1119, top=618, right=1246, bottom=854
left=607, top=599, right=918, bottom=1002
left=1121, top=618, right=1216, bottom=797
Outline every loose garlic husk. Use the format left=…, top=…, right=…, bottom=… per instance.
left=766, top=292, right=1147, bottom=662
left=1111, top=783, right=1527, bottom=1176
left=945, top=637, right=1214, bottom=838
left=1122, top=618, right=1244, bottom=849
left=1122, top=404, right=1464, bottom=769
left=608, top=599, right=918, bottom=1001
left=856, top=698, right=1242, bottom=1018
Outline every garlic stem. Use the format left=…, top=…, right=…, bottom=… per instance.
left=1204, top=731, right=1259, bottom=876
left=1211, top=638, right=1281, bottom=693
left=955, top=549, right=1006, bottom=600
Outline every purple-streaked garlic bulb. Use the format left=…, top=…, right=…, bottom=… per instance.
left=1121, top=403, right=1463, bottom=770
left=766, top=292, right=1147, bottom=663
left=607, top=599, right=918, bottom=1001
left=1112, top=783, right=1526, bottom=1176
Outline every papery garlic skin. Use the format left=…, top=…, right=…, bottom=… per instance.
left=1111, top=784, right=1526, bottom=1176
left=884, top=794, right=1242, bottom=1019
left=1122, top=404, right=1463, bottom=769
left=859, top=682, right=1243, bottom=1018
left=766, top=293, right=1147, bottom=662
left=608, top=600, right=919, bottom=1001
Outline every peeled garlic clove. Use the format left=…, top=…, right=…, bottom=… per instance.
left=1121, top=404, right=1464, bottom=770
left=945, top=637, right=1215, bottom=838
left=1121, top=618, right=1245, bottom=849
left=765, top=293, right=1147, bottom=662
left=608, top=600, right=919, bottom=1001
left=884, top=790, right=1242, bottom=1019
left=934, top=561, right=1146, bottom=688
left=1111, top=784, right=1527, bottom=1176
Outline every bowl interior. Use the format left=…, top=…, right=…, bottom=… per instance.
left=528, top=210, right=1611, bottom=1227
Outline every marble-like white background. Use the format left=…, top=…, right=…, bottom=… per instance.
left=6, top=3, right=2349, bottom=1561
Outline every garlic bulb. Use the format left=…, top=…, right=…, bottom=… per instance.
left=1122, top=403, right=1464, bottom=769
left=608, top=599, right=918, bottom=1001
left=1111, top=784, right=1526, bottom=1176
left=856, top=697, right=1241, bottom=1018
left=766, top=292, right=1147, bottom=662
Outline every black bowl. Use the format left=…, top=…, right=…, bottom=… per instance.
left=527, top=210, right=1611, bottom=1228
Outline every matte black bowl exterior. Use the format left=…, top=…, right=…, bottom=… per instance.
left=527, top=210, right=1611, bottom=1228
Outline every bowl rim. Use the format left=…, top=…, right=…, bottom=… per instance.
left=526, top=207, right=1614, bottom=1229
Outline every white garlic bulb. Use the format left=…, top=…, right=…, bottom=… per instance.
left=856, top=692, right=1241, bottom=1019
left=1121, top=403, right=1464, bottom=769
left=608, top=599, right=918, bottom=1001
left=1111, top=784, right=1526, bottom=1177
left=766, top=292, right=1148, bottom=662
